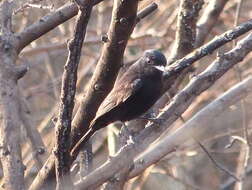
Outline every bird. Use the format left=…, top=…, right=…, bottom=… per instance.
left=71, top=49, right=167, bottom=157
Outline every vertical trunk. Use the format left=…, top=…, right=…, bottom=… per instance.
left=0, top=39, right=25, bottom=190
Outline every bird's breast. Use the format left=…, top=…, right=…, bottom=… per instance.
left=119, top=76, right=163, bottom=121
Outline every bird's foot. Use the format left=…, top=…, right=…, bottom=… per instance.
left=138, top=116, right=165, bottom=126
left=120, top=122, right=136, bottom=144
left=127, top=135, right=135, bottom=145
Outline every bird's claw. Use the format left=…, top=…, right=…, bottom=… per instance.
left=138, top=116, right=165, bottom=126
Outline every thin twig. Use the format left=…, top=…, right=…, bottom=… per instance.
left=197, top=140, right=240, bottom=182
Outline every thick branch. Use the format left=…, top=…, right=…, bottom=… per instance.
left=169, top=0, right=204, bottom=63
left=0, top=1, right=26, bottom=190
left=54, top=1, right=94, bottom=190
left=75, top=143, right=136, bottom=190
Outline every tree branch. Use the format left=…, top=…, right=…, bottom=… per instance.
left=15, top=0, right=105, bottom=53
left=169, top=0, right=204, bottom=63
left=163, top=19, right=252, bottom=91
left=196, top=0, right=229, bottom=46
left=54, top=0, right=94, bottom=190
left=75, top=142, right=136, bottom=190
left=0, top=1, right=26, bottom=189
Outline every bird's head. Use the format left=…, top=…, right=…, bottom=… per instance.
left=142, top=49, right=167, bottom=72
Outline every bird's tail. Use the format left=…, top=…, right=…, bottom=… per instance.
left=70, top=127, right=95, bottom=159
left=70, top=117, right=107, bottom=159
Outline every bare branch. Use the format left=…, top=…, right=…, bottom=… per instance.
left=163, top=19, right=252, bottom=88
left=15, top=0, right=105, bottom=52
left=0, top=0, right=13, bottom=34
left=75, top=142, right=135, bottom=190
left=169, top=0, right=204, bottom=63
left=0, top=1, right=26, bottom=189
left=54, top=0, right=94, bottom=189
left=197, top=141, right=240, bottom=181
left=196, top=0, right=229, bottom=46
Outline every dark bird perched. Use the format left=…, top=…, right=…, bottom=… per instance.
left=71, top=49, right=167, bottom=157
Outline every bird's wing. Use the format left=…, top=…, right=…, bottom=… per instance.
left=95, top=78, right=143, bottom=118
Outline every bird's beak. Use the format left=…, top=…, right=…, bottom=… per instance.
left=153, top=65, right=166, bottom=72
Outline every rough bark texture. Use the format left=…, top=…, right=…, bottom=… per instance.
left=165, top=0, right=204, bottom=97
left=169, top=0, right=204, bottom=63
left=0, top=1, right=28, bottom=189
left=54, top=1, right=94, bottom=190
